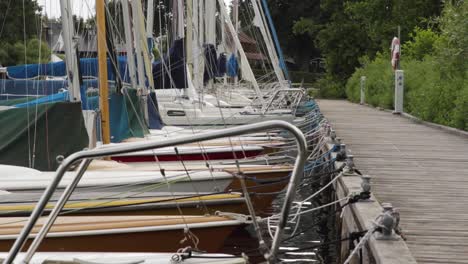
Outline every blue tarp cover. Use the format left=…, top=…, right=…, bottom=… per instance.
left=227, top=54, right=239, bottom=77
left=13, top=91, right=69, bottom=108
left=7, top=57, right=131, bottom=82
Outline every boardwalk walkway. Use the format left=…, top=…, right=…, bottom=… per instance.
left=318, top=100, right=468, bottom=264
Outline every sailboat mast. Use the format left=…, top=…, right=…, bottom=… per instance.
left=233, top=0, right=239, bottom=33
left=186, top=0, right=193, bottom=76
left=252, top=0, right=284, bottom=83
left=59, top=0, right=80, bottom=102
left=260, top=0, right=290, bottom=82
left=122, top=0, right=138, bottom=88
left=218, top=0, right=265, bottom=107
left=233, top=0, right=239, bottom=86
left=146, top=0, right=155, bottom=58
left=96, top=0, right=111, bottom=144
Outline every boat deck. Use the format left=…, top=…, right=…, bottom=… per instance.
left=318, top=100, right=468, bottom=264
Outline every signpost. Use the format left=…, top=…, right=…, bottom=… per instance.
left=391, top=36, right=404, bottom=114
left=394, top=70, right=404, bottom=114
left=360, top=76, right=366, bottom=105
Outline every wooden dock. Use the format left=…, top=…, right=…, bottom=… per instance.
left=318, top=100, right=468, bottom=264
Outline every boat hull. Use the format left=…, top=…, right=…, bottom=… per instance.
left=0, top=226, right=239, bottom=253
left=0, top=216, right=247, bottom=253
left=111, top=149, right=264, bottom=162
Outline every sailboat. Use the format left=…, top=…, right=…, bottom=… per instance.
left=0, top=0, right=311, bottom=263
left=0, top=118, right=307, bottom=263
left=0, top=0, right=249, bottom=259
left=153, top=0, right=305, bottom=127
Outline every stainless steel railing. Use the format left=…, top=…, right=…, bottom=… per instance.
left=3, top=120, right=307, bottom=264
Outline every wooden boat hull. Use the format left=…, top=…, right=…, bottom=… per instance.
left=0, top=226, right=238, bottom=253
left=111, top=149, right=264, bottom=162
left=0, top=195, right=248, bottom=217
left=0, top=216, right=248, bottom=253
left=0, top=188, right=280, bottom=217
left=226, top=170, right=291, bottom=192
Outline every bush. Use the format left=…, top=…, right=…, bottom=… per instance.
left=403, top=27, right=440, bottom=60
left=289, top=71, right=320, bottom=83
left=346, top=52, right=393, bottom=108
left=316, top=74, right=347, bottom=98
left=345, top=1, right=468, bottom=131
left=346, top=54, right=467, bottom=130
left=0, top=38, right=51, bottom=66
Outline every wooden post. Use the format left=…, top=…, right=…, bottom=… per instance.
left=97, top=0, right=111, bottom=144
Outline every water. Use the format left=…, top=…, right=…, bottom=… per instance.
left=221, top=163, right=339, bottom=263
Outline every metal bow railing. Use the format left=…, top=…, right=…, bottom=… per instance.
left=4, top=120, right=307, bottom=264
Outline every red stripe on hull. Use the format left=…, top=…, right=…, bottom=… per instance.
left=111, top=150, right=263, bottom=163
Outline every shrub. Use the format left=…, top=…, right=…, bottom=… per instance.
left=345, top=1, right=468, bottom=131
left=346, top=52, right=393, bottom=108
left=316, top=74, right=346, bottom=98
left=0, top=38, right=51, bottom=66
left=289, top=71, right=320, bottom=83
left=403, top=27, right=440, bottom=60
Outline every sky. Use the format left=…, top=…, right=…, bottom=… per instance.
left=38, top=0, right=233, bottom=19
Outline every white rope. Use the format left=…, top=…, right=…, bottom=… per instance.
left=343, top=227, right=376, bottom=264
left=292, top=196, right=349, bottom=217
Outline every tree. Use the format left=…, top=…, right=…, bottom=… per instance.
left=403, top=27, right=440, bottom=60
left=280, top=0, right=444, bottom=97
left=0, top=0, right=44, bottom=66
left=435, top=0, right=467, bottom=77
left=317, top=0, right=369, bottom=84
left=266, top=0, right=321, bottom=71
left=343, top=0, right=443, bottom=55
left=0, top=38, right=51, bottom=66
left=0, top=0, right=42, bottom=44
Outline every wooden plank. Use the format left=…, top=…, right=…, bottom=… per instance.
left=318, top=100, right=468, bottom=264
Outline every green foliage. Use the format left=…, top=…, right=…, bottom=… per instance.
left=0, top=39, right=51, bottom=66
left=343, top=0, right=442, bottom=51
left=434, top=0, right=467, bottom=78
left=288, top=71, right=320, bottom=83
left=0, top=0, right=49, bottom=66
left=346, top=1, right=468, bottom=131
left=403, top=27, right=440, bottom=60
left=307, top=88, right=319, bottom=98
left=452, top=79, right=468, bottom=130
left=152, top=47, right=161, bottom=61
left=267, top=0, right=321, bottom=70
left=347, top=55, right=467, bottom=130
left=346, top=52, right=393, bottom=108
left=292, top=18, right=317, bottom=36
left=277, top=0, right=442, bottom=94
left=0, top=0, right=42, bottom=44
left=315, top=74, right=347, bottom=99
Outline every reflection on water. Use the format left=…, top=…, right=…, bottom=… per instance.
left=221, top=168, right=338, bottom=264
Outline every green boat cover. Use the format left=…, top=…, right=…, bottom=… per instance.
left=0, top=96, right=46, bottom=106
left=0, top=102, right=88, bottom=170
left=109, top=89, right=149, bottom=142
left=84, top=88, right=149, bottom=143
